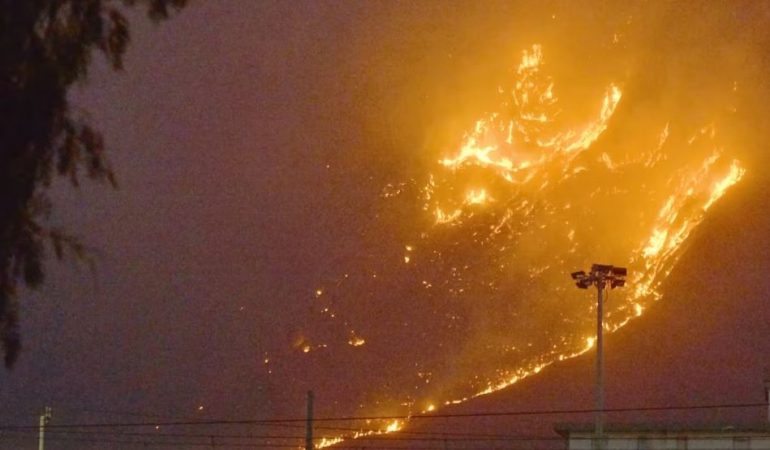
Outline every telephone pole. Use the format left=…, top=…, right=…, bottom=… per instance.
left=38, top=406, right=51, bottom=450
left=306, top=391, right=314, bottom=450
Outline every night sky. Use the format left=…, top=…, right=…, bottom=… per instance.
left=2, top=2, right=770, bottom=449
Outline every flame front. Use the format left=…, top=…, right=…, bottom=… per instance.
left=317, top=420, right=404, bottom=449
left=287, top=42, right=745, bottom=447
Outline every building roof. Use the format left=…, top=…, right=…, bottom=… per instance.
left=554, top=423, right=770, bottom=438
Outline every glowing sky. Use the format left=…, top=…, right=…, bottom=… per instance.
left=278, top=37, right=746, bottom=441
left=2, top=2, right=770, bottom=449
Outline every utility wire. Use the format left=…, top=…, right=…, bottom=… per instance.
left=0, top=422, right=544, bottom=442
left=4, top=413, right=534, bottom=441
left=2, top=401, right=762, bottom=430
left=11, top=428, right=770, bottom=443
left=2, top=431, right=547, bottom=449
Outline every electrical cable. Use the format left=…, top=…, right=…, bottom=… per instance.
left=1, top=401, right=764, bottom=430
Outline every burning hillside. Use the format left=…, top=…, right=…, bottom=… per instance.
left=267, top=4, right=755, bottom=443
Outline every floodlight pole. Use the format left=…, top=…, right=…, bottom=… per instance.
left=595, top=281, right=604, bottom=450
left=571, top=264, right=626, bottom=450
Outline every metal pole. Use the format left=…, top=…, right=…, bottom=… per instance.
left=596, top=283, right=604, bottom=450
left=764, top=379, right=770, bottom=423
left=306, top=391, right=314, bottom=450
left=38, top=407, right=50, bottom=450
left=38, top=414, right=45, bottom=450
left=572, top=265, right=625, bottom=450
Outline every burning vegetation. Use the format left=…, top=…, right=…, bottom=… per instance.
left=267, top=2, right=761, bottom=445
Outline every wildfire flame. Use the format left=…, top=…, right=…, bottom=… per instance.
left=297, top=42, right=745, bottom=447
left=317, top=419, right=404, bottom=449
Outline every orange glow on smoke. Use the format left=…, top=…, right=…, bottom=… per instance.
left=306, top=41, right=745, bottom=447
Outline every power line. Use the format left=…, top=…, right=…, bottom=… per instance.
left=4, top=427, right=528, bottom=442
left=1, top=428, right=534, bottom=443
left=5, top=427, right=770, bottom=449
left=2, top=428, right=304, bottom=441
left=0, top=422, right=544, bottom=442
left=305, top=401, right=768, bottom=423
left=30, top=429, right=770, bottom=442
left=1, top=401, right=762, bottom=430
left=6, top=416, right=535, bottom=441
left=2, top=431, right=556, bottom=449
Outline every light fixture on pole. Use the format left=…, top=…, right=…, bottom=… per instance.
left=571, top=264, right=627, bottom=450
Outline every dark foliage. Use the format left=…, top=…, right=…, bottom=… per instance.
left=0, top=0, right=186, bottom=368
